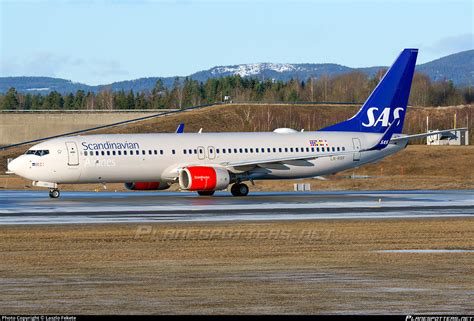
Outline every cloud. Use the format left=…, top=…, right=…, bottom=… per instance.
left=425, top=33, right=474, bottom=55
left=0, top=52, right=128, bottom=84
left=0, top=52, right=83, bottom=77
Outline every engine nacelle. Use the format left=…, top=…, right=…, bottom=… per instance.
left=124, top=181, right=171, bottom=190
left=179, top=166, right=230, bottom=191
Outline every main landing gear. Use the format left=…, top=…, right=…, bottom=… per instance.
left=49, top=188, right=60, bottom=199
left=195, top=183, right=250, bottom=197
left=230, top=183, right=249, bottom=197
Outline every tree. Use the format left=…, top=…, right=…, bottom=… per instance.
left=171, top=77, right=184, bottom=109
left=2, top=88, right=20, bottom=110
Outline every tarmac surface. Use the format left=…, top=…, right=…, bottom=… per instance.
left=1, top=189, right=473, bottom=225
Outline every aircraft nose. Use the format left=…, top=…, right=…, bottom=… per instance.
left=7, top=158, right=19, bottom=173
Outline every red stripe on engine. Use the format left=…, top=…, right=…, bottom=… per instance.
left=133, top=182, right=160, bottom=190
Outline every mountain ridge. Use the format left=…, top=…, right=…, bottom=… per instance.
left=1, top=50, right=472, bottom=94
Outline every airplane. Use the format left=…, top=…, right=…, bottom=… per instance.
left=6, top=48, right=462, bottom=198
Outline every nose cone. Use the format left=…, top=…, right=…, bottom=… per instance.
left=7, top=158, right=19, bottom=173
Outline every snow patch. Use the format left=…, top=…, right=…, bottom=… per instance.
left=26, top=88, right=50, bottom=91
left=211, top=63, right=301, bottom=77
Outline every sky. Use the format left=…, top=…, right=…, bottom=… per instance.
left=1, top=0, right=473, bottom=85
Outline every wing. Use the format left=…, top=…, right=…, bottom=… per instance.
left=222, top=127, right=397, bottom=171
left=222, top=150, right=354, bottom=171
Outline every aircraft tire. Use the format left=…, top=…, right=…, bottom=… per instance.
left=197, top=190, right=215, bottom=196
left=49, top=189, right=60, bottom=199
left=231, top=183, right=249, bottom=197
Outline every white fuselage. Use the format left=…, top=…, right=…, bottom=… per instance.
left=8, top=130, right=407, bottom=186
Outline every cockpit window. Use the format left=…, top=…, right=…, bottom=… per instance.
left=25, top=150, right=49, bottom=156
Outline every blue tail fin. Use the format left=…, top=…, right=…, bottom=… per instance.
left=319, top=48, right=418, bottom=134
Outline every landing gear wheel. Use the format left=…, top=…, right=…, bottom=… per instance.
left=231, top=183, right=249, bottom=197
left=49, top=189, right=60, bottom=199
left=197, top=190, right=215, bottom=196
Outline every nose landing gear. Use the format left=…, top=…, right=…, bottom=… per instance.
left=49, top=189, right=60, bottom=199
left=230, top=183, right=249, bottom=197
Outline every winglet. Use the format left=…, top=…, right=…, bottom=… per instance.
left=175, top=123, right=185, bottom=133
left=363, top=119, right=399, bottom=151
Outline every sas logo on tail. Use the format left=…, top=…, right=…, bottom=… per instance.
left=362, top=107, right=404, bottom=127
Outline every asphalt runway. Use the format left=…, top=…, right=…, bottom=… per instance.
left=1, top=189, right=473, bottom=225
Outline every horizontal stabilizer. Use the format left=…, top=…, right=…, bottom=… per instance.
left=390, top=128, right=468, bottom=143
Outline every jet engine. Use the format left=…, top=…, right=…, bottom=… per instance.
left=179, top=166, right=230, bottom=191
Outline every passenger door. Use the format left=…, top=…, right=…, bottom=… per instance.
left=65, top=142, right=79, bottom=166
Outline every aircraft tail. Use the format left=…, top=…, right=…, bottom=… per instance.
left=319, top=48, right=418, bottom=134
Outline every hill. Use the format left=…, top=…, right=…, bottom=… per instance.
left=417, top=50, right=473, bottom=86
left=0, top=50, right=472, bottom=94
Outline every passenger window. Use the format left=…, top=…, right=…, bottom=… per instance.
left=239, top=148, right=243, bottom=153
left=172, top=150, right=176, bottom=155
left=154, top=150, right=157, bottom=155
left=148, top=150, right=152, bottom=155
left=142, top=150, right=146, bottom=155
left=332, top=147, right=335, bottom=152
left=295, top=148, right=299, bottom=152
left=113, top=151, right=116, bottom=156
left=306, top=147, right=310, bottom=152
left=337, top=147, right=340, bottom=151
left=194, top=149, right=197, bottom=154
left=84, top=151, right=88, bottom=156
left=342, top=147, right=345, bottom=151
left=118, top=151, right=122, bottom=155
left=183, top=149, right=187, bottom=154
left=124, top=151, right=127, bottom=155
left=255, top=148, right=259, bottom=153
left=160, top=150, right=164, bottom=155
left=101, top=151, right=105, bottom=156
left=285, top=148, right=288, bottom=152
left=216, top=149, right=219, bottom=154
left=222, top=149, right=226, bottom=154
left=244, top=148, right=248, bottom=153
left=250, top=148, right=253, bottom=153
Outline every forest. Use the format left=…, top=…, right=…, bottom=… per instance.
left=1, top=71, right=473, bottom=110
